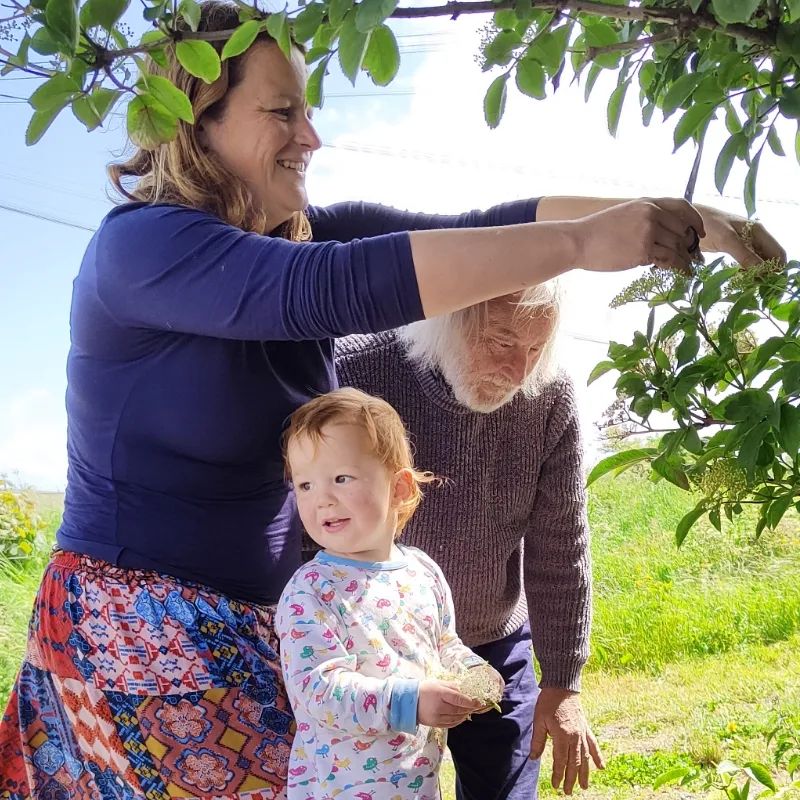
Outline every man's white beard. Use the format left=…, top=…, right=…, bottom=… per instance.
left=437, top=348, right=523, bottom=414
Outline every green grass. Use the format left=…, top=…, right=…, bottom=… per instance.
left=2, top=479, right=800, bottom=800
left=587, top=474, right=800, bottom=673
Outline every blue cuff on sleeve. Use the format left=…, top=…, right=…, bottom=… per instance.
left=462, top=655, right=486, bottom=668
left=390, top=679, right=420, bottom=734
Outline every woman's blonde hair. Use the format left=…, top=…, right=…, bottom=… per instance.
left=283, top=388, right=436, bottom=533
left=108, top=0, right=311, bottom=240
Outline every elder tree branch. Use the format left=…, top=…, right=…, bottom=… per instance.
left=584, top=30, right=680, bottom=59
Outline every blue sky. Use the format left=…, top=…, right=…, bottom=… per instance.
left=1, top=15, right=799, bottom=489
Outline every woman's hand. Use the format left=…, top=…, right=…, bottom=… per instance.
left=572, top=198, right=706, bottom=276
left=695, top=206, right=787, bottom=266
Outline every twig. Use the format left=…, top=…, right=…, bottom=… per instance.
left=585, top=29, right=679, bottom=59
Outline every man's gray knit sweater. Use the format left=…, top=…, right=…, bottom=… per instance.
left=334, top=331, right=592, bottom=691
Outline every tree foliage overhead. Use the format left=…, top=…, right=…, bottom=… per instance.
left=0, top=0, right=798, bottom=212
left=589, top=256, right=800, bottom=545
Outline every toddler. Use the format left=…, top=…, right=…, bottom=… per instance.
left=276, top=388, right=503, bottom=799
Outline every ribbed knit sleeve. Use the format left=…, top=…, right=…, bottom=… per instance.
left=524, top=376, right=592, bottom=692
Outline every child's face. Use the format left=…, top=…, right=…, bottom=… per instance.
left=288, top=423, right=411, bottom=562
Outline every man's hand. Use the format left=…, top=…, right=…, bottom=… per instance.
left=417, top=679, right=483, bottom=728
left=696, top=206, right=787, bottom=267
left=530, top=688, right=604, bottom=795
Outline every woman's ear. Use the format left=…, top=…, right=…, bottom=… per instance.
left=391, top=469, right=415, bottom=507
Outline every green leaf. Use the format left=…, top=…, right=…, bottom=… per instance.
left=767, top=127, right=785, bottom=157
left=662, top=72, right=704, bottom=117
left=585, top=62, right=602, bottom=102
left=766, top=496, right=793, bottom=531
left=709, top=506, right=722, bottom=532
left=652, top=455, right=691, bottom=490
left=293, top=2, right=325, bottom=43
left=583, top=21, right=620, bottom=69
left=30, top=26, right=62, bottom=55
left=71, top=87, right=121, bottom=130
left=607, top=78, right=630, bottom=137
left=516, top=58, right=546, bottom=100
left=180, top=0, right=201, bottom=31
left=674, top=103, right=716, bottom=151
left=586, top=448, right=657, bottom=487
left=684, top=425, right=702, bottom=454
left=25, top=104, right=63, bottom=145
left=362, top=24, right=399, bottom=86
left=720, top=389, right=775, bottom=422
left=176, top=40, right=221, bottom=83
left=306, top=54, right=328, bottom=107
left=676, top=333, right=700, bottom=366
left=744, top=151, right=760, bottom=218
left=773, top=300, right=800, bottom=323
left=221, top=19, right=262, bottom=60
left=616, top=373, right=647, bottom=397
left=355, top=0, right=397, bottom=34
left=646, top=308, right=655, bottom=341
left=676, top=501, right=706, bottom=546
left=529, top=28, right=568, bottom=72
left=639, top=60, right=655, bottom=92
left=46, top=0, right=78, bottom=53
left=780, top=86, right=800, bottom=120
left=140, top=75, right=194, bottom=122
left=655, top=348, right=671, bottom=370
left=494, top=9, right=517, bottom=29
left=338, top=10, right=370, bottom=85
left=632, top=394, right=654, bottom=418
left=305, top=46, right=331, bottom=64
left=725, top=101, right=742, bottom=133
left=715, top=134, right=740, bottom=194
left=738, top=420, right=770, bottom=474
left=266, top=12, right=292, bottom=60
left=79, top=0, right=130, bottom=29
left=484, top=74, right=509, bottom=128
left=654, top=767, right=692, bottom=790
left=29, top=73, right=81, bottom=111
left=127, top=92, right=179, bottom=150
left=588, top=360, right=616, bottom=385
left=744, top=763, right=777, bottom=792
left=699, top=266, right=739, bottom=312
left=328, top=0, right=354, bottom=26
left=484, top=30, right=523, bottom=67
left=712, top=0, right=760, bottom=22
left=778, top=403, right=800, bottom=454
left=787, top=0, right=800, bottom=21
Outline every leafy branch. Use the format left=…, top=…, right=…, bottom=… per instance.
left=589, top=257, right=800, bottom=545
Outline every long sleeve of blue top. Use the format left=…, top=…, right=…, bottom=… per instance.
left=57, top=198, right=539, bottom=603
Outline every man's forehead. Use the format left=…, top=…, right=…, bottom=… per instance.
left=486, top=298, right=554, bottom=334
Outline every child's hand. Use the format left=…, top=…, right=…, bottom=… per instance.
left=417, top=679, right=483, bottom=728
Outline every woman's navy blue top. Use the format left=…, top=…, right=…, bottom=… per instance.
left=57, top=198, right=538, bottom=603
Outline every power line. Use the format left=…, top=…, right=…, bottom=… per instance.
left=0, top=200, right=98, bottom=232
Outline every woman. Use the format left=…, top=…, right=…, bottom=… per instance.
left=0, top=2, right=785, bottom=797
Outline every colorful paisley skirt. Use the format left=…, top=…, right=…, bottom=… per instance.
left=0, top=551, right=294, bottom=800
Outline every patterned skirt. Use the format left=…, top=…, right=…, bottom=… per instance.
left=0, top=551, right=294, bottom=800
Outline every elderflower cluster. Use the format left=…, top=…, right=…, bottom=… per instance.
left=728, top=258, right=784, bottom=292
left=434, top=663, right=503, bottom=712
left=696, top=459, right=749, bottom=501
left=610, top=269, right=687, bottom=308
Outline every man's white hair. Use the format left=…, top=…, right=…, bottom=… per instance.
left=398, top=281, right=562, bottom=404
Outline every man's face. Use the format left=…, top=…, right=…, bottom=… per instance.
left=449, top=297, right=556, bottom=413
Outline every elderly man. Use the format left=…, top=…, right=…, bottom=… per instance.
left=333, top=281, right=597, bottom=800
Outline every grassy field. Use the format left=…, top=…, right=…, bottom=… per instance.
left=2, top=477, right=799, bottom=800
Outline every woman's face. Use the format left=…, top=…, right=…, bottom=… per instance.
left=199, top=41, right=322, bottom=231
